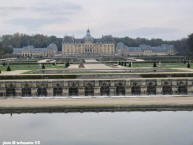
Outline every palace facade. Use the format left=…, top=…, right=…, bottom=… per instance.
left=13, top=43, right=58, bottom=57
left=116, top=42, right=175, bottom=56
left=62, top=29, right=115, bottom=57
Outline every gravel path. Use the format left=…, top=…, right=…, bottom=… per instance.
left=1, top=97, right=193, bottom=108
left=0, top=70, right=29, bottom=75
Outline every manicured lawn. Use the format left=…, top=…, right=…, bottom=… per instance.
left=0, top=64, right=66, bottom=72
left=132, top=63, right=153, bottom=67
left=132, top=63, right=191, bottom=68
left=0, top=63, right=192, bottom=73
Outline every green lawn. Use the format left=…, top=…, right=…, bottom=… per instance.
left=132, top=63, right=192, bottom=68
left=0, top=64, right=66, bottom=72
left=0, top=63, right=192, bottom=73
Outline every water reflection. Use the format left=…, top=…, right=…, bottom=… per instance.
left=0, top=112, right=193, bottom=145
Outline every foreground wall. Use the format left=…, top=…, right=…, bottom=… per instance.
left=0, top=78, right=192, bottom=97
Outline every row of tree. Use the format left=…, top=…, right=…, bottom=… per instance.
left=0, top=33, right=62, bottom=52
left=0, top=33, right=193, bottom=56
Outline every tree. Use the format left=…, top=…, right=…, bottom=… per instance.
left=128, top=62, right=131, bottom=67
left=187, top=62, right=191, bottom=68
left=183, top=59, right=186, bottom=64
left=153, top=62, right=157, bottom=67
left=42, top=64, right=45, bottom=69
left=188, top=33, right=193, bottom=53
left=0, top=43, right=13, bottom=55
left=124, top=62, right=127, bottom=66
left=65, top=62, right=70, bottom=68
left=7, top=66, right=11, bottom=71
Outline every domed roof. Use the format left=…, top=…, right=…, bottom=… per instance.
left=47, top=43, right=58, bottom=50
left=84, top=29, right=94, bottom=42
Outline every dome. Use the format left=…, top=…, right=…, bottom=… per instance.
left=47, top=43, right=58, bottom=50
left=84, top=29, right=94, bottom=42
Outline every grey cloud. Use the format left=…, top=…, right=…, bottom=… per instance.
left=9, top=17, right=70, bottom=29
left=33, top=2, right=82, bottom=15
left=0, top=0, right=192, bottom=40
left=0, top=6, right=26, bottom=11
left=0, top=6, right=26, bottom=16
left=130, top=27, right=180, bottom=36
left=111, top=27, right=184, bottom=40
left=126, top=27, right=184, bottom=40
left=0, top=2, right=82, bottom=16
left=1, top=1, right=82, bottom=30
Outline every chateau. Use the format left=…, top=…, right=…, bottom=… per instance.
left=13, top=43, right=58, bottom=57
left=62, top=29, right=115, bottom=57
left=116, top=42, right=175, bottom=56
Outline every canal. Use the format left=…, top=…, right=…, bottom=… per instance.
left=0, top=111, right=193, bottom=145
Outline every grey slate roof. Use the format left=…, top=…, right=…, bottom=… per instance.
left=13, top=43, right=58, bottom=54
left=63, top=30, right=114, bottom=44
left=116, top=42, right=174, bottom=52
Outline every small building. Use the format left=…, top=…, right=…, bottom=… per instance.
left=116, top=42, right=176, bottom=56
left=13, top=43, right=58, bottom=57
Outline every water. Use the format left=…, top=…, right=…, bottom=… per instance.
left=0, top=111, right=193, bottom=145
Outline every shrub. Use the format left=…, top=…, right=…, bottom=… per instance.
left=187, top=63, right=191, bottom=68
left=42, top=64, right=45, bottom=69
left=65, top=62, right=70, bottom=68
left=129, top=62, right=131, bottom=67
left=153, top=62, right=157, bottom=67
left=7, top=66, right=11, bottom=71
left=124, top=62, right=127, bottom=66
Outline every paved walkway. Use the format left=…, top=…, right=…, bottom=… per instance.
left=1, top=97, right=193, bottom=108
left=68, top=64, right=79, bottom=69
left=85, top=59, right=98, bottom=63
left=171, top=68, right=193, bottom=72
left=0, top=70, right=29, bottom=75
left=84, top=63, right=113, bottom=69
left=38, top=59, right=56, bottom=63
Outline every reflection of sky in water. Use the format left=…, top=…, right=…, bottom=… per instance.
left=0, top=112, right=193, bottom=145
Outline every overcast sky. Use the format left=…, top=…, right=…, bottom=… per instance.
left=0, top=0, right=193, bottom=40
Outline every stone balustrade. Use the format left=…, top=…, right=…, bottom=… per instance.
left=0, top=78, right=192, bottom=97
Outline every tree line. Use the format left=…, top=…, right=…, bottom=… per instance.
left=0, top=33, right=62, bottom=54
left=0, top=32, right=193, bottom=56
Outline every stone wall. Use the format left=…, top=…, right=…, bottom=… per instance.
left=0, top=78, right=192, bottom=97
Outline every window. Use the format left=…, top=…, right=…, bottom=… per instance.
left=6, top=87, right=16, bottom=97
left=147, top=82, right=156, bottom=95
left=69, top=87, right=78, bottom=96
left=100, top=84, right=110, bottom=96
left=162, top=82, right=172, bottom=95
left=37, top=88, right=47, bottom=96
left=22, top=87, right=31, bottom=97
left=131, top=83, right=141, bottom=95
left=116, top=84, right=125, bottom=96
left=85, top=84, right=94, bottom=96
